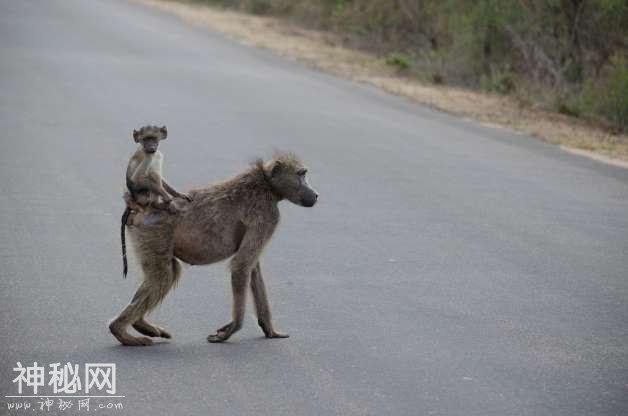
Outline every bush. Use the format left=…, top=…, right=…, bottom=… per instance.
left=599, top=56, right=628, bottom=132
left=481, top=69, right=516, bottom=95
left=194, top=0, right=628, bottom=131
left=243, top=0, right=272, bottom=15
left=556, top=100, right=582, bottom=118
left=385, top=52, right=411, bottom=71
left=574, top=56, right=628, bottom=131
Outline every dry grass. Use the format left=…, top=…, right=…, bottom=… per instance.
left=136, top=0, right=628, bottom=165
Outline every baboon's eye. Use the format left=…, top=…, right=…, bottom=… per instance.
left=297, top=169, right=307, bottom=176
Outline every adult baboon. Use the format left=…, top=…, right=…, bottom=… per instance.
left=109, top=152, right=318, bottom=346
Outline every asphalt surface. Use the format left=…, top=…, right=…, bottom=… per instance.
left=1, top=1, right=627, bottom=415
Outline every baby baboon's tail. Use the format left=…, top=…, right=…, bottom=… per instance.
left=121, top=207, right=131, bottom=278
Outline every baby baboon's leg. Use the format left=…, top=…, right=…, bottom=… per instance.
left=132, top=258, right=181, bottom=339
left=250, top=262, right=289, bottom=339
left=149, top=177, right=173, bottom=203
left=127, top=209, right=170, bottom=227
left=151, top=199, right=174, bottom=211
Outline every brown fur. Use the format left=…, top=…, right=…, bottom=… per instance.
left=110, top=152, right=318, bottom=345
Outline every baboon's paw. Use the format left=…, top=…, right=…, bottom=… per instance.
left=207, top=332, right=228, bottom=343
left=266, top=331, right=290, bottom=339
left=208, top=321, right=240, bottom=343
left=124, top=336, right=154, bottom=346
left=132, top=323, right=159, bottom=337
left=258, top=320, right=289, bottom=339
left=132, top=322, right=171, bottom=339
left=158, top=328, right=172, bottom=339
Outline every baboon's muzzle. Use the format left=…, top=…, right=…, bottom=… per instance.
left=301, top=190, right=318, bottom=207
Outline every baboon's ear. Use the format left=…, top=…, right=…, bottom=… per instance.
left=159, top=125, right=168, bottom=140
left=133, top=129, right=140, bottom=143
left=271, top=160, right=283, bottom=178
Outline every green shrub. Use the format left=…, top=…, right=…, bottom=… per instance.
left=556, top=100, right=581, bottom=118
left=385, top=53, right=411, bottom=71
left=192, top=0, right=627, bottom=131
left=481, top=69, right=516, bottom=95
left=243, top=0, right=272, bottom=15
left=600, top=56, right=628, bottom=132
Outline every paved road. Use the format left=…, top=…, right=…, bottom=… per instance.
left=1, top=1, right=627, bottom=415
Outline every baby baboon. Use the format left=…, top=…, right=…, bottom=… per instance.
left=121, top=125, right=192, bottom=278
left=110, top=152, right=318, bottom=346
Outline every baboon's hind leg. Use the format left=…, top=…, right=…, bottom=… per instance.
left=132, top=318, right=171, bottom=339
left=132, top=258, right=181, bottom=339
left=109, top=257, right=180, bottom=346
left=109, top=281, right=160, bottom=346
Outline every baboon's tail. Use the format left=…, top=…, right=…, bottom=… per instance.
left=121, top=207, right=131, bottom=278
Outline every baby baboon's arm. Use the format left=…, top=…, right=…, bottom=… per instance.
left=146, top=171, right=172, bottom=202
left=162, top=180, right=192, bottom=201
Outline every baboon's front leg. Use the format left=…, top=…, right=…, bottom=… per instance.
left=207, top=267, right=249, bottom=343
left=207, top=227, right=275, bottom=343
left=251, top=262, right=289, bottom=339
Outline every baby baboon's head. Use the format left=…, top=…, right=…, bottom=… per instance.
left=266, top=153, right=318, bottom=207
left=132, top=125, right=168, bottom=154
